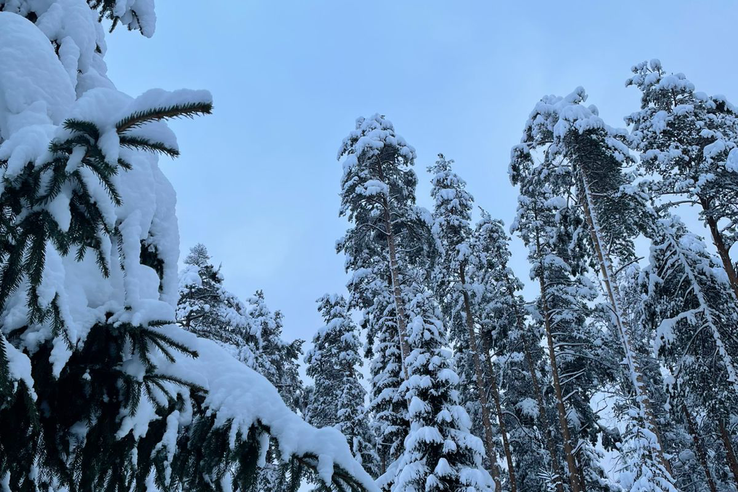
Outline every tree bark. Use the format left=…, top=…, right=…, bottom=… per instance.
left=521, top=337, right=566, bottom=492
left=700, top=196, right=738, bottom=303
left=681, top=404, right=718, bottom=492
left=504, top=279, right=565, bottom=492
left=377, top=163, right=411, bottom=381
left=459, top=264, right=504, bottom=491
left=718, top=418, right=738, bottom=489
left=537, top=271, right=582, bottom=492
left=578, top=173, right=671, bottom=475
left=480, top=343, right=518, bottom=492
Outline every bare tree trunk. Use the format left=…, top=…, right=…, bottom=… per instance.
left=700, top=196, right=738, bottom=302
left=521, top=342, right=565, bottom=492
left=579, top=173, right=671, bottom=475
left=504, top=279, right=565, bottom=492
left=681, top=404, right=718, bottom=492
left=459, top=264, right=503, bottom=491
left=480, top=341, right=518, bottom=492
left=377, top=164, right=411, bottom=381
left=718, top=418, right=738, bottom=489
left=537, top=272, right=582, bottom=492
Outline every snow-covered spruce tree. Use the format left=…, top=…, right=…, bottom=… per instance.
left=513, top=87, right=673, bottom=478
left=626, top=59, right=738, bottom=302
left=429, top=154, right=512, bottom=490
left=0, top=3, right=376, bottom=491
left=641, top=213, right=738, bottom=488
left=247, top=290, right=304, bottom=412
left=177, top=244, right=259, bottom=366
left=613, top=263, right=703, bottom=492
left=305, top=294, right=379, bottom=477
left=391, top=285, right=494, bottom=492
left=471, top=211, right=566, bottom=492
left=510, top=169, right=615, bottom=492
left=242, top=291, right=309, bottom=491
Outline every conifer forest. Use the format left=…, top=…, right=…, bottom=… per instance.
left=2, top=1, right=738, bottom=491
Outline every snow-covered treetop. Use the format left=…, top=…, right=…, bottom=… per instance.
left=626, top=60, right=738, bottom=255
left=511, top=86, right=643, bottom=264
left=337, top=114, right=417, bottom=223
left=429, top=154, right=474, bottom=266
left=306, top=293, right=362, bottom=375
left=337, top=114, right=433, bottom=278
left=626, top=58, right=738, bottom=174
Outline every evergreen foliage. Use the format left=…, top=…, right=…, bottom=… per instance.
left=305, top=294, right=379, bottom=477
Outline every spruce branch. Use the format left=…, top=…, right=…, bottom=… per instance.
left=119, top=135, right=180, bottom=158
left=115, top=101, right=213, bottom=134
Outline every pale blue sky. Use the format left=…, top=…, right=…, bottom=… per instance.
left=106, top=1, right=738, bottom=343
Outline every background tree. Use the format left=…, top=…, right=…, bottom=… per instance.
left=177, top=244, right=259, bottom=366
left=429, top=154, right=511, bottom=489
left=305, top=294, right=379, bottom=477
left=391, top=286, right=494, bottom=492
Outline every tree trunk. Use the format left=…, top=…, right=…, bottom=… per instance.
left=579, top=173, right=672, bottom=475
left=505, top=279, right=565, bottom=492
left=537, top=273, right=582, bottom=492
left=459, top=264, right=504, bottom=491
left=521, top=341, right=565, bottom=492
left=575, top=451, right=588, bottom=492
left=700, top=196, right=738, bottom=303
left=377, top=164, right=411, bottom=381
left=718, top=418, right=738, bottom=489
left=477, top=332, right=519, bottom=491
left=681, top=404, right=718, bottom=492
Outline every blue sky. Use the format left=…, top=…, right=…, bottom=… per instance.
left=106, top=0, right=738, bottom=344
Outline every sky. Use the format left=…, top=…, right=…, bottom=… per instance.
left=105, top=0, right=738, bottom=345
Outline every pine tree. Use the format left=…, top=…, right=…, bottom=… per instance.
left=305, top=294, right=379, bottom=476
left=626, top=59, right=738, bottom=301
left=0, top=4, right=376, bottom=491
left=471, top=211, right=567, bottom=492
left=337, top=115, right=434, bottom=486
left=337, top=114, right=432, bottom=380
left=429, top=154, right=512, bottom=490
left=510, top=167, right=615, bottom=492
left=512, top=87, right=673, bottom=482
left=641, top=213, right=738, bottom=489
left=391, top=285, right=494, bottom=492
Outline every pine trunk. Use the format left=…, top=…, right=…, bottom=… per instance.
left=505, top=280, right=565, bottom=492
left=477, top=330, right=518, bottom=491
left=718, top=418, right=738, bottom=489
left=681, top=404, right=718, bottom=492
left=578, top=173, right=671, bottom=474
left=521, top=342, right=565, bottom=492
left=537, top=271, right=582, bottom=492
left=377, top=164, right=411, bottom=381
left=575, top=451, right=588, bottom=492
left=699, top=196, right=738, bottom=302
left=459, top=265, right=504, bottom=491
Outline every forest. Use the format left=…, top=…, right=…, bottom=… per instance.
left=1, top=1, right=738, bottom=492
